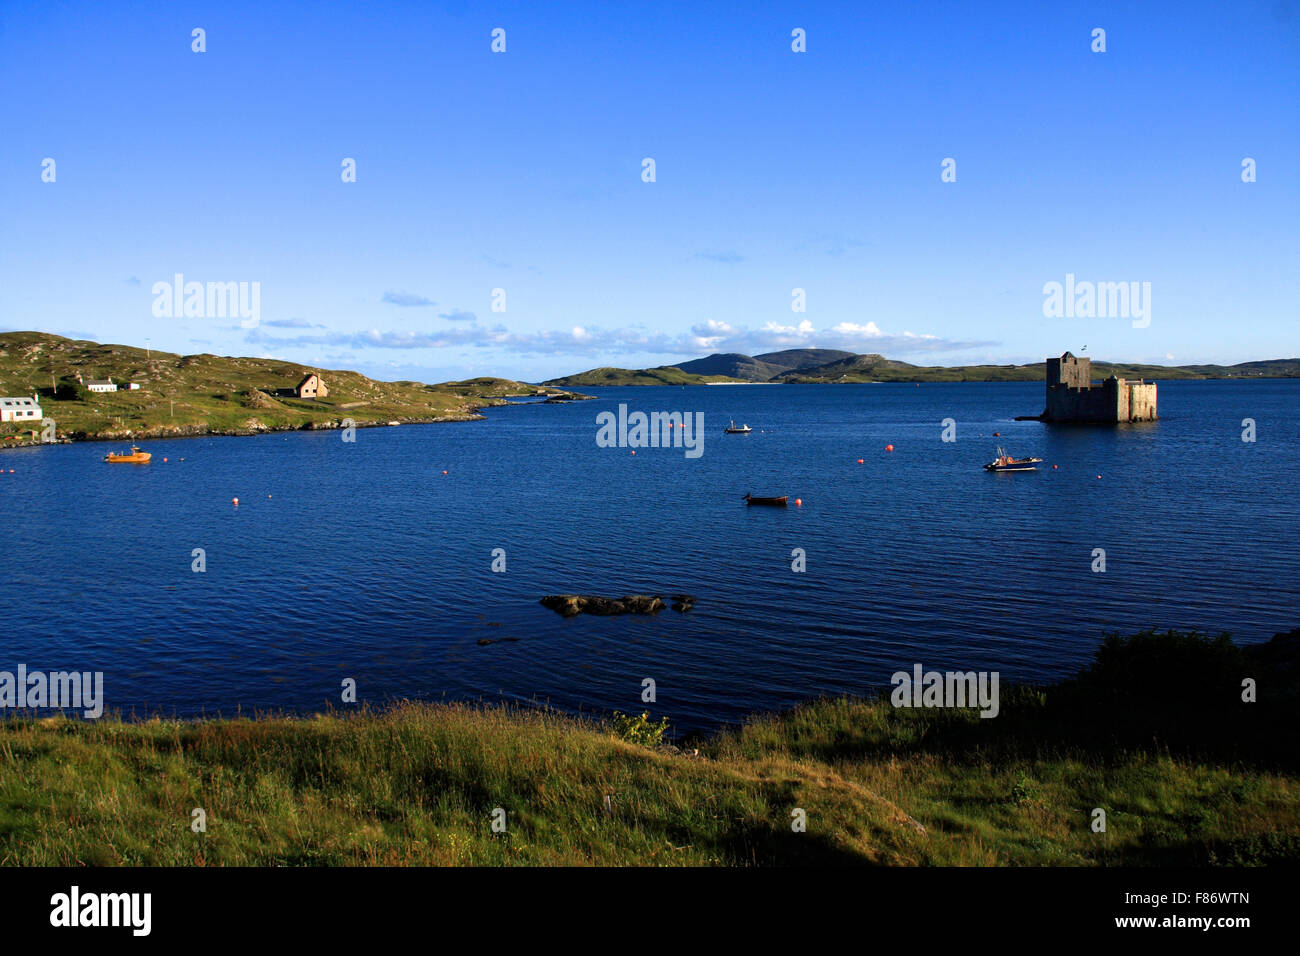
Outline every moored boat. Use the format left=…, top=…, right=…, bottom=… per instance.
left=104, top=445, right=151, bottom=463
left=744, top=493, right=788, bottom=506
left=984, top=447, right=1041, bottom=472
left=724, top=419, right=752, bottom=434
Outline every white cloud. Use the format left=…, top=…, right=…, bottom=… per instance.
left=245, top=318, right=991, bottom=358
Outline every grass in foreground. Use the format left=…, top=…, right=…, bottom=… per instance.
left=2, top=630, right=1297, bottom=866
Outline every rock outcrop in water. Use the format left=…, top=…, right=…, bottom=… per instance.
left=540, top=594, right=696, bottom=617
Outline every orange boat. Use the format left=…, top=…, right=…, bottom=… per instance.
left=104, top=445, right=151, bottom=463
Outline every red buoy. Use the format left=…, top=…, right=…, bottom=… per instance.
left=795, top=498, right=802, bottom=506
left=885, top=444, right=894, bottom=452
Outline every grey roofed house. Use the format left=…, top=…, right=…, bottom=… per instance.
left=0, top=395, right=43, bottom=421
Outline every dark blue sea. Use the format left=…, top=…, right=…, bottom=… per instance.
left=5, top=380, right=1298, bottom=731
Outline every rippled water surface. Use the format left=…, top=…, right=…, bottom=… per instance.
left=6, top=380, right=1298, bottom=730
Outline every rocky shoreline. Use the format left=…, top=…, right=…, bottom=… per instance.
left=0, top=391, right=594, bottom=450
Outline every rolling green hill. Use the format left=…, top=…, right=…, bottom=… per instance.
left=0, top=331, right=586, bottom=443
left=543, top=365, right=745, bottom=387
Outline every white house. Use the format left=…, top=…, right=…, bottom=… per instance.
left=86, top=380, right=117, bottom=393
left=0, top=396, right=42, bottom=422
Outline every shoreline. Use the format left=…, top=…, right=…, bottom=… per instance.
left=0, top=391, right=595, bottom=451
left=0, top=411, right=486, bottom=450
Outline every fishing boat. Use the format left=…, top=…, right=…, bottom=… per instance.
left=984, top=447, right=1042, bottom=472
left=725, top=419, right=752, bottom=434
left=744, top=493, right=788, bottom=506
left=104, top=445, right=151, bottom=464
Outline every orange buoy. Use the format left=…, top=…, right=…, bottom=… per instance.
left=232, top=497, right=239, bottom=505
left=885, top=444, right=894, bottom=452
left=1052, top=464, right=1058, bottom=470
left=1096, top=475, right=1102, bottom=479
left=795, top=498, right=802, bottom=506
left=163, top=457, right=168, bottom=462
left=630, top=451, right=635, bottom=455
left=442, top=469, right=448, bottom=474
left=993, top=432, right=1000, bottom=437
left=857, top=458, right=864, bottom=464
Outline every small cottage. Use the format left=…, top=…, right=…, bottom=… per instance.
left=295, top=373, right=329, bottom=398
left=86, top=380, right=117, bottom=393
left=0, top=396, right=42, bottom=422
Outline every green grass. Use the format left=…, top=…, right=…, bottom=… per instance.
left=0, top=331, right=586, bottom=443
left=543, top=366, right=746, bottom=387
left=2, top=629, right=1296, bottom=866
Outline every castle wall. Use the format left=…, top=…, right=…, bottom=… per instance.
left=1126, top=382, right=1157, bottom=421
left=1044, top=377, right=1158, bottom=422
left=1046, top=386, right=1109, bottom=421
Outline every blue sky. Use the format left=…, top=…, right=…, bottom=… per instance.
left=2, top=0, right=1296, bottom=381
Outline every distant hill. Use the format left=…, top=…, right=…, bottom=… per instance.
left=779, top=355, right=1300, bottom=383
left=542, top=365, right=746, bottom=387
left=754, top=348, right=856, bottom=372
left=548, top=349, right=1300, bottom=386
left=0, top=331, right=584, bottom=442
left=674, top=352, right=783, bottom=380
left=670, top=348, right=853, bottom=381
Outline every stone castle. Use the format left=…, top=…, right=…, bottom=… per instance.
left=1041, top=352, right=1157, bottom=423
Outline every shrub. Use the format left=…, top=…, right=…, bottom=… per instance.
left=610, top=711, right=669, bottom=747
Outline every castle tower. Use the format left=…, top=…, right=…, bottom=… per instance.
left=1046, top=351, right=1090, bottom=389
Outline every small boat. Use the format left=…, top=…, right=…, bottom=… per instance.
left=104, top=445, right=151, bottom=464
left=725, top=419, right=752, bottom=434
left=744, top=493, right=788, bottom=506
left=984, top=447, right=1042, bottom=472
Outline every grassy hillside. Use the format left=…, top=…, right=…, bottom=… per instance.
left=0, top=332, right=585, bottom=443
left=754, top=347, right=856, bottom=371
left=672, top=348, right=857, bottom=380
left=675, top=352, right=784, bottom=380
left=543, top=365, right=744, bottom=387
left=1, top=629, right=1295, bottom=866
